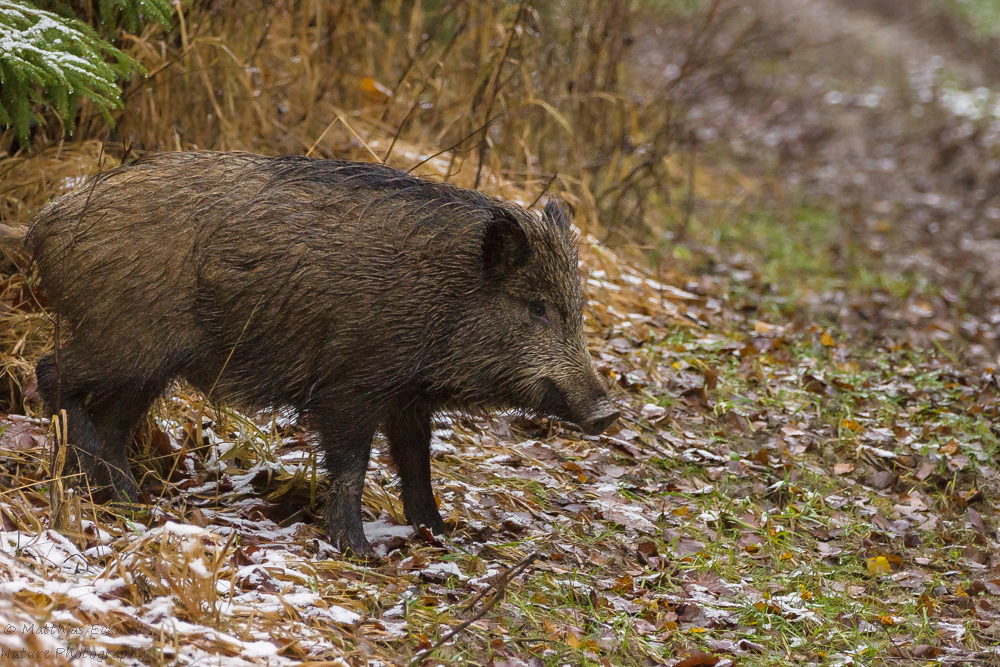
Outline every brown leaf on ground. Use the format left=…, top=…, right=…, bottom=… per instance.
left=675, top=653, right=720, bottom=667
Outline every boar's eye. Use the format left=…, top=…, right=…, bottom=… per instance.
left=529, top=300, right=548, bottom=323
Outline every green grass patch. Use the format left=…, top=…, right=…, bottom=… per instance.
left=941, top=0, right=1000, bottom=38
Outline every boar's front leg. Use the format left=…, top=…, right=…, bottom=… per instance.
left=384, top=404, right=446, bottom=534
left=319, top=419, right=376, bottom=557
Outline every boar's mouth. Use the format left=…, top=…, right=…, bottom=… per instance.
left=579, top=400, right=620, bottom=435
left=537, top=379, right=620, bottom=436
left=537, top=379, right=574, bottom=422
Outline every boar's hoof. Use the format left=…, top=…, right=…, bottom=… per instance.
left=331, top=526, right=375, bottom=559
left=342, top=539, right=376, bottom=560
left=411, top=515, right=447, bottom=536
left=69, top=448, right=140, bottom=504
left=580, top=402, right=620, bottom=436
left=325, top=492, right=376, bottom=559
left=404, top=503, right=447, bottom=535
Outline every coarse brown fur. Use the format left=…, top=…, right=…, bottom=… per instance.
left=1, top=151, right=619, bottom=556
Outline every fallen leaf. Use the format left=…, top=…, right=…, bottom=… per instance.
left=913, top=645, right=942, bottom=659
left=754, top=320, right=779, bottom=334
left=833, top=462, right=854, bottom=475
left=968, top=508, right=986, bottom=533
left=962, top=545, right=987, bottom=564
left=360, top=77, right=392, bottom=99
left=703, top=367, right=719, bottom=390
left=841, top=418, right=861, bottom=432
left=817, top=542, right=842, bottom=557
left=803, top=374, right=829, bottom=395
left=867, top=556, right=891, bottom=575
left=915, top=461, right=935, bottom=480
left=637, top=541, right=659, bottom=559
left=723, top=411, right=751, bottom=433
left=675, top=653, right=720, bottom=667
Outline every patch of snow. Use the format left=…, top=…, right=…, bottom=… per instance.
left=430, top=440, right=458, bottom=456
left=241, top=640, right=278, bottom=658
left=91, top=577, right=126, bottom=595
left=140, top=597, right=175, bottom=623
left=420, top=561, right=465, bottom=580
left=641, top=403, right=666, bottom=419
left=325, top=605, right=361, bottom=625
left=364, top=518, right=414, bottom=542
left=157, top=521, right=211, bottom=537
left=856, top=444, right=897, bottom=459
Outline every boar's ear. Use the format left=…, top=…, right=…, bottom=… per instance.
left=482, top=208, right=530, bottom=277
left=543, top=198, right=572, bottom=232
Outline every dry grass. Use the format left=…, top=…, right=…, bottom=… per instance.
left=3, top=0, right=765, bottom=241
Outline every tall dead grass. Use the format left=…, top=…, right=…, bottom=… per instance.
left=4, top=0, right=765, bottom=237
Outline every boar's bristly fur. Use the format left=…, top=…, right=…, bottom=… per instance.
left=20, top=151, right=619, bottom=556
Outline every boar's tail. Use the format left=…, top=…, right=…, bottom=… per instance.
left=0, top=224, right=29, bottom=270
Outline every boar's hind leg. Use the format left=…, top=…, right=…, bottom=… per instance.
left=320, top=420, right=376, bottom=557
left=36, top=353, right=165, bottom=502
left=384, top=405, right=446, bottom=534
left=84, top=378, right=169, bottom=501
left=36, top=353, right=136, bottom=500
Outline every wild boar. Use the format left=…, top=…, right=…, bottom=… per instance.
left=1, top=151, right=619, bottom=555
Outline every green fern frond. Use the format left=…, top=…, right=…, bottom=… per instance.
left=0, top=0, right=149, bottom=146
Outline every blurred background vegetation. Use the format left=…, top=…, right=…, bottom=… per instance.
left=0, top=0, right=766, bottom=249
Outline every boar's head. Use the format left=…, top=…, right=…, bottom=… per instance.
left=446, top=198, right=619, bottom=435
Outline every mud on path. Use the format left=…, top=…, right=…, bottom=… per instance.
left=645, top=0, right=1000, bottom=363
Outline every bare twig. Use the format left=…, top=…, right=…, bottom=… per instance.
left=472, top=0, right=528, bottom=189
left=678, top=131, right=698, bottom=242
left=527, top=172, right=558, bottom=211
left=382, top=0, right=466, bottom=121
left=407, top=112, right=504, bottom=174
left=383, top=7, right=470, bottom=164
left=409, top=551, right=539, bottom=666
left=474, top=0, right=529, bottom=189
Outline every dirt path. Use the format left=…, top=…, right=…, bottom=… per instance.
left=758, top=0, right=1000, bottom=246
left=777, top=0, right=998, bottom=88
left=645, top=0, right=1000, bottom=361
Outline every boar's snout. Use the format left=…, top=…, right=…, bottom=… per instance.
left=580, top=400, right=620, bottom=435
left=538, top=374, right=619, bottom=435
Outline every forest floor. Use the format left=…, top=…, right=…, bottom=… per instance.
left=2, top=1, right=1000, bottom=666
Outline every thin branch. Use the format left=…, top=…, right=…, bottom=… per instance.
left=407, top=112, right=504, bottom=174
left=528, top=172, right=558, bottom=210
left=383, top=8, right=470, bottom=164
left=409, top=551, right=539, bottom=666
left=474, top=0, right=529, bottom=189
